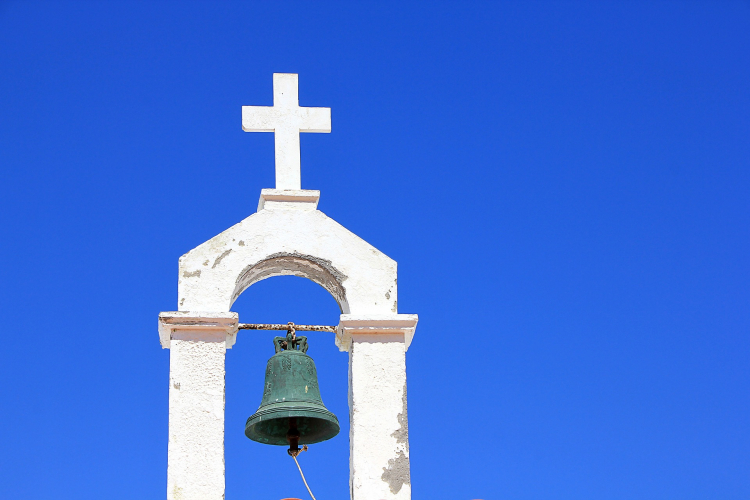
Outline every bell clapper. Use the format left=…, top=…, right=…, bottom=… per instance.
left=287, top=418, right=302, bottom=457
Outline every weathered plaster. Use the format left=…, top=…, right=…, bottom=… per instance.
left=160, top=73, right=417, bottom=500
left=384, top=386, right=410, bottom=494
left=337, top=314, right=418, bottom=352
left=158, top=312, right=238, bottom=500
left=392, top=383, right=409, bottom=445
left=349, top=335, right=411, bottom=500
left=234, top=251, right=348, bottom=310
left=162, top=198, right=417, bottom=499
left=178, top=199, right=398, bottom=319
left=382, top=451, right=411, bottom=494
left=158, top=311, right=238, bottom=349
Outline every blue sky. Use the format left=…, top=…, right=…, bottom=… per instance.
left=0, top=1, right=748, bottom=499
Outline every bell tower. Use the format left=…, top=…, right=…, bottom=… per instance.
left=158, top=73, right=418, bottom=500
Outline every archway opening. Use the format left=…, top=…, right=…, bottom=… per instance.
left=225, top=275, right=348, bottom=500
left=230, top=252, right=350, bottom=314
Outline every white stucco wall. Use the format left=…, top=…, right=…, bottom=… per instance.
left=177, top=192, right=397, bottom=320
left=350, top=336, right=410, bottom=500
left=159, top=312, right=238, bottom=500
left=160, top=191, right=417, bottom=500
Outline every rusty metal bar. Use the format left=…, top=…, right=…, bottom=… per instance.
left=237, top=322, right=337, bottom=333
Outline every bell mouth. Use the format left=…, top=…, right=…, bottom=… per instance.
left=245, top=404, right=340, bottom=446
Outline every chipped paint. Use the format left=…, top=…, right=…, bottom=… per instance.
left=382, top=450, right=411, bottom=494
left=212, top=249, right=232, bottom=269
left=233, top=251, right=348, bottom=311
left=158, top=73, right=418, bottom=499
left=167, top=189, right=416, bottom=499
left=176, top=207, right=397, bottom=318
left=349, top=334, right=413, bottom=499
left=391, top=383, right=409, bottom=445
left=167, top=325, right=230, bottom=500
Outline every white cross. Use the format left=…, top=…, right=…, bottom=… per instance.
left=242, top=73, right=331, bottom=190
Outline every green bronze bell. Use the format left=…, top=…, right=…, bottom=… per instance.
left=245, top=330, right=340, bottom=455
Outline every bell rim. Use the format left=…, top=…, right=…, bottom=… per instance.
left=244, top=407, right=340, bottom=445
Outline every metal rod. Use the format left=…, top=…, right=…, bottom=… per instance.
left=237, top=322, right=337, bottom=333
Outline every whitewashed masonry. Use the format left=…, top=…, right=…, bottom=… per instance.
left=159, top=73, right=418, bottom=500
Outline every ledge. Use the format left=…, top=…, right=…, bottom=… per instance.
left=336, top=313, right=418, bottom=352
left=257, top=189, right=320, bottom=212
left=158, top=311, right=239, bottom=349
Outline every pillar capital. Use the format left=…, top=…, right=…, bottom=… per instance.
left=336, top=314, right=418, bottom=351
left=158, top=311, right=239, bottom=349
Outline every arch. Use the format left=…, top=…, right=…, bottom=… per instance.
left=177, top=207, right=398, bottom=319
left=232, top=252, right=348, bottom=312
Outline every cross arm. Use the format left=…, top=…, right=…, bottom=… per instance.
left=298, top=107, right=331, bottom=133
left=241, top=106, right=279, bottom=132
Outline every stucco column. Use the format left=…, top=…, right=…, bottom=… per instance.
left=158, top=312, right=238, bottom=500
left=338, top=314, right=418, bottom=500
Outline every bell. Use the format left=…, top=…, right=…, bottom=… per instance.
left=245, top=330, right=340, bottom=455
